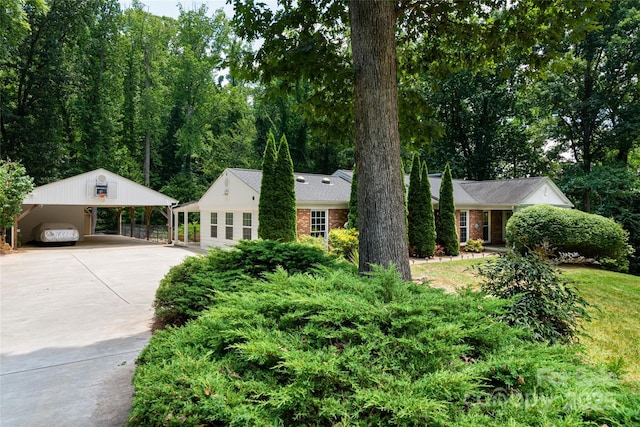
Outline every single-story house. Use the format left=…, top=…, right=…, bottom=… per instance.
left=175, top=167, right=573, bottom=250
left=174, top=168, right=351, bottom=248
left=14, top=168, right=178, bottom=247
left=335, top=169, right=574, bottom=245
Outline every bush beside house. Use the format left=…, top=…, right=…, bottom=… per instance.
left=506, top=205, right=632, bottom=272
left=407, top=156, right=436, bottom=258
left=437, top=163, right=459, bottom=256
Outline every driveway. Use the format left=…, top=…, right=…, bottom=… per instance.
left=0, top=236, right=200, bottom=426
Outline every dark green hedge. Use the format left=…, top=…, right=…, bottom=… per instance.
left=153, top=240, right=343, bottom=328
left=506, top=205, right=631, bottom=271
left=131, top=267, right=640, bottom=426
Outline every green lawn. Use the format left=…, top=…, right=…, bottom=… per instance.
left=411, top=259, right=640, bottom=383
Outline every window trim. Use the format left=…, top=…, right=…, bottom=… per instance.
left=225, top=212, right=234, bottom=240
left=459, top=210, right=468, bottom=243
left=310, top=210, right=327, bottom=239
left=242, top=212, right=252, bottom=240
left=210, top=212, right=218, bottom=239
left=482, top=211, right=490, bottom=242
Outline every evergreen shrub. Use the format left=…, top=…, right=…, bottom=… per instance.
left=346, top=165, right=358, bottom=231
left=328, top=228, right=358, bottom=260
left=506, top=205, right=632, bottom=272
left=437, top=163, right=459, bottom=256
left=131, top=266, right=639, bottom=426
left=477, top=251, right=590, bottom=344
left=407, top=156, right=436, bottom=257
left=297, top=234, right=326, bottom=250
left=464, top=239, right=484, bottom=253
left=153, top=240, right=341, bottom=328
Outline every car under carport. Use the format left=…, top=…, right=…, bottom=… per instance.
left=12, top=169, right=178, bottom=249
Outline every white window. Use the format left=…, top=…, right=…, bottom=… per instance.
left=210, top=212, right=218, bottom=238
left=225, top=212, right=233, bottom=240
left=311, top=210, right=327, bottom=238
left=459, top=211, right=468, bottom=243
left=242, top=212, right=252, bottom=240
left=483, top=211, right=490, bottom=242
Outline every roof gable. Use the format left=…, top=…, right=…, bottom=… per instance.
left=23, top=168, right=178, bottom=206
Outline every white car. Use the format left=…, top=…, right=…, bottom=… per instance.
left=33, top=222, right=80, bottom=245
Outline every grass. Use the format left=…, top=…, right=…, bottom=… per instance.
left=411, top=258, right=486, bottom=292
left=411, top=259, right=640, bottom=383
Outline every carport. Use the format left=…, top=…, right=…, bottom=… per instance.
left=13, top=169, right=178, bottom=248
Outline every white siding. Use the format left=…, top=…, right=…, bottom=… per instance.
left=198, top=170, right=260, bottom=249
left=521, top=181, right=572, bottom=207
left=22, top=169, right=177, bottom=207
left=200, top=209, right=259, bottom=249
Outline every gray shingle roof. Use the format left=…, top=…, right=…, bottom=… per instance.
left=459, top=177, right=549, bottom=205
left=229, top=168, right=351, bottom=203
left=334, top=169, right=561, bottom=206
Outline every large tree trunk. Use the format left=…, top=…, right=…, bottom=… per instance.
left=349, top=1, right=411, bottom=280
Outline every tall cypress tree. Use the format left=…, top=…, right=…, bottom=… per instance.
left=346, top=164, right=358, bottom=231
left=437, top=163, right=459, bottom=255
left=420, top=161, right=437, bottom=257
left=258, top=131, right=278, bottom=239
left=273, top=134, right=297, bottom=242
left=407, top=154, right=422, bottom=255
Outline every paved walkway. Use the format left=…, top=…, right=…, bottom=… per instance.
left=0, top=236, right=198, bottom=427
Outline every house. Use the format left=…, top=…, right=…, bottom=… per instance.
left=175, top=167, right=572, bottom=250
left=15, top=168, right=178, bottom=247
left=173, top=168, right=351, bottom=249
left=335, top=170, right=573, bottom=245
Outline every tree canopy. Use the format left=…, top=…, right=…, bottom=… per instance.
left=0, top=160, right=34, bottom=246
left=2, top=0, right=638, bottom=273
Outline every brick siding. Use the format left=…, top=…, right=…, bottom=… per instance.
left=468, top=210, right=484, bottom=241
left=297, top=209, right=311, bottom=235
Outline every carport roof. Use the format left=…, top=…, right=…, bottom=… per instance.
left=22, top=168, right=178, bottom=207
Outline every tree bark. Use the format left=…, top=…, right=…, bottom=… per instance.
left=349, top=1, right=411, bottom=280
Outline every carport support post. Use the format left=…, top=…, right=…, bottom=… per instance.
left=166, top=207, right=172, bottom=244
left=145, top=206, right=152, bottom=241
left=12, top=218, right=18, bottom=249
left=173, top=211, right=179, bottom=244
left=129, top=207, right=135, bottom=237
left=183, top=211, right=188, bottom=245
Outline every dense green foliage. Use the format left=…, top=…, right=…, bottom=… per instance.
left=153, top=240, right=341, bottom=328
left=559, top=164, right=640, bottom=275
left=407, top=154, right=422, bottom=254
left=328, top=228, right=358, bottom=260
left=408, top=156, right=436, bottom=257
left=437, top=163, right=459, bottom=256
left=272, top=134, right=297, bottom=242
left=3, top=1, right=638, bottom=275
left=463, top=239, right=484, bottom=253
left=257, top=132, right=278, bottom=240
left=0, top=160, right=34, bottom=244
left=258, top=132, right=297, bottom=241
left=477, top=252, right=591, bottom=344
left=420, top=161, right=437, bottom=257
left=346, top=165, right=358, bottom=231
left=132, top=265, right=639, bottom=426
left=506, top=205, right=632, bottom=272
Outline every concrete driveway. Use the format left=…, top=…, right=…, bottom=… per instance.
left=0, top=236, right=201, bottom=426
